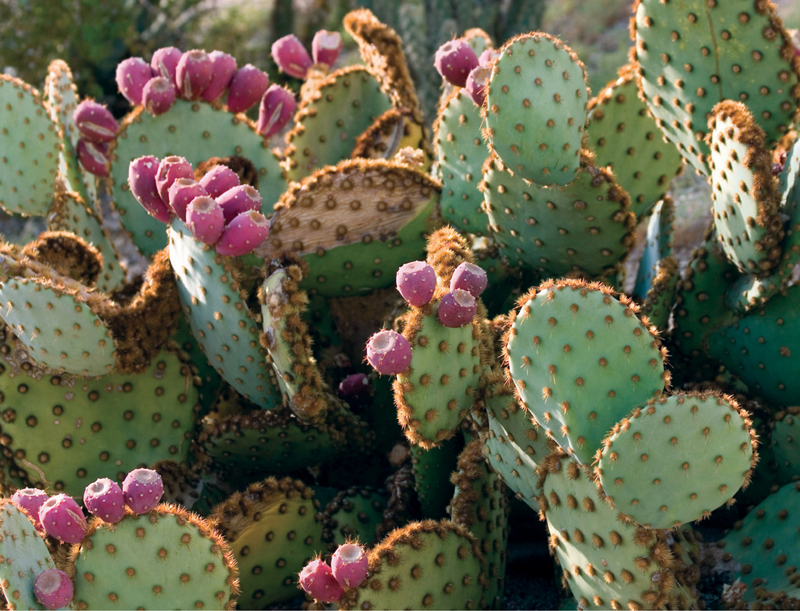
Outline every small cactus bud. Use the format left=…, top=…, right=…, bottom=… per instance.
left=186, top=196, right=225, bottom=244
left=11, top=488, right=49, bottom=529
left=129, top=156, right=173, bottom=223
left=465, top=65, right=491, bottom=106
left=202, top=50, right=238, bottom=102
left=366, top=330, right=412, bottom=375
left=116, top=57, right=152, bottom=106
left=215, top=210, right=270, bottom=256
left=199, top=164, right=241, bottom=199
left=176, top=50, right=214, bottom=100
left=478, top=49, right=501, bottom=66
left=77, top=139, right=110, bottom=176
left=156, top=155, right=194, bottom=204
left=150, top=46, right=182, bottom=86
left=299, top=559, right=344, bottom=603
left=168, top=178, right=208, bottom=222
left=256, top=85, right=295, bottom=138
left=438, top=289, right=477, bottom=327
left=142, top=76, right=177, bottom=116
left=331, top=543, right=369, bottom=588
left=338, top=373, right=371, bottom=408
left=34, top=569, right=73, bottom=610
left=396, top=261, right=437, bottom=306
left=217, top=184, right=262, bottom=223
left=450, top=262, right=487, bottom=297
left=38, top=494, right=87, bottom=544
left=312, top=30, right=342, bottom=67
left=271, top=34, right=313, bottom=79
left=83, top=478, right=126, bottom=524
left=72, top=100, right=118, bottom=143
left=226, top=64, right=270, bottom=113
left=122, top=468, right=163, bottom=515
left=434, top=39, right=479, bottom=88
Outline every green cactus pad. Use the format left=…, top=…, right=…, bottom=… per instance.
left=320, top=487, right=389, bottom=550
left=0, top=343, right=199, bottom=494
left=633, top=0, right=800, bottom=175
left=506, top=279, right=667, bottom=465
left=70, top=505, right=239, bottom=610
left=411, top=438, right=461, bottom=519
left=640, top=256, right=679, bottom=332
left=340, top=520, right=486, bottom=610
left=772, top=407, right=800, bottom=485
left=0, top=276, right=116, bottom=376
left=586, top=66, right=683, bottom=219
left=0, top=500, right=55, bottom=611
left=168, top=219, right=283, bottom=408
left=725, top=270, right=784, bottom=315
left=482, top=153, right=635, bottom=279
left=110, top=101, right=285, bottom=258
left=0, top=76, right=60, bottom=217
left=485, top=33, right=588, bottom=186
left=596, top=392, right=756, bottom=529
left=211, top=478, right=324, bottom=608
left=633, top=198, right=674, bottom=301
left=352, top=107, right=430, bottom=168
left=766, top=135, right=800, bottom=282
left=284, top=66, right=394, bottom=182
left=435, top=89, right=490, bottom=235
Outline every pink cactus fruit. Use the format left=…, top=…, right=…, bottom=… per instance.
left=116, top=57, right=152, bottom=106
left=256, top=85, right=296, bottom=138
left=202, top=50, right=238, bottom=102
left=176, top=49, right=214, bottom=100
left=271, top=34, right=313, bottom=79
left=450, top=262, right=487, bottom=297
left=434, top=39, right=480, bottom=88
left=465, top=64, right=491, bottom=107
left=199, top=164, right=241, bottom=198
left=169, top=178, right=208, bottom=222
left=438, top=289, right=477, bottom=328
left=215, top=210, right=270, bottom=256
left=83, top=477, right=126, bottom=524
left=77, top=139, right=111, bottom=176
left=10, top=488, right=49, bottom=529
left=478, top=49, right=501, bottom=66
left=129, top=156, right=173, bottom=223
left=338, top=373, right=370, bottom=400
left=299, top=559, right=344, bottom=603
left=312, top=30, right=343, bottom=67
left=142, top=76, right=177, bottom=116
left=331, top=543, right=369, bottom=588
left=33, top=569, right=74, bottom=611
left=122, top=468, right=164, bottom=515
left=150, top=46, right=182, bottom=86
left=155, top=155, right=194, bottom=204
left=216, top=184, right=262, bottom=223
left=38, top=494, right=87, bottom=544
left=72, top=100, right=118, bottom=143
left=226, top=64, right=270, bottom=113
left=366, top=330, right=412, bottom=375
left=396, top=260, right=437, bottom=306
left=186, top=196, right=226, bottom=244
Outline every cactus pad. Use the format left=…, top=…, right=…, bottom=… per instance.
left=633, top=198, right=674, bottom=301
left=772, top=407, right=800, bottom=485
left=411, top=439, right=461, bottom=519
left=320, top=487, right=388, bottom=550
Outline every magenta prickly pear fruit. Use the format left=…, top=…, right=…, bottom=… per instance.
left=201, top=50, right=238, bottom=102
left=271, top=34, right=313, bottom=79
left=34, top=569, right=73, bottom=610
left=434, top=39, right=479, bottom=88
left=38, top=494, right=87, bottom=544
left=331, top=543, right=369, bottom=588
left=116, top=57, right=152, bottom=106
left=450, top=262, right=487, bottom=297
left=216, top=184, right=262, bottom=223
left=176, top=49, right=214, bottom=100
left=366, top=330, right=412, bottom=375
left=186, top=196, right=226, bottom=244
left=11, top=488, right=49, bottom=529
left=83, top=478, right=126, bottom=524
left=299, top=559, right=344, bottom=603
left=312, top=30, right=343, bottom=67
left=396, top=260, right=437, bottom=306
left=256, top=85, right=296, bottom=138
left=72, top=100, right=118, bottom=143
left=122, top=468, right=164, bottom=515
left=199, top=164, right=241, bottom=198
left=155, top=155, right=194, bottom=204
left=226, top=64, right=270, bottom=113
left=77, top=139, right=110, bottom=176
left=337, top=373, right=371, bottom=408
left=150, top=46, right=182, bottom=85
left=142, top=76, right=177, bottom=116
left=169, top=178, right=208, bottom=222
left=465, top=64, right=491, bottom=106
left=129, top=156, right=173, bottom=223
left=215, top=210, right=270, bottom=256
left=478, top=49, right=501, bottom=66
left=438, top=289, right=477, bottom=327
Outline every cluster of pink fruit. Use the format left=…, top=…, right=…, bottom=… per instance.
left=270, top=31, right=342, bottom=79
left=434, top=39, right=500, bottom=106
left=10, top=469, right=164, bottom=610
left=365, top=261, right=488, bottom=376
left=298, top=543, right=369, bottom=603
left=71, top=99, right=119, bottom=176
left=128, top=155, right=270, bottom=256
